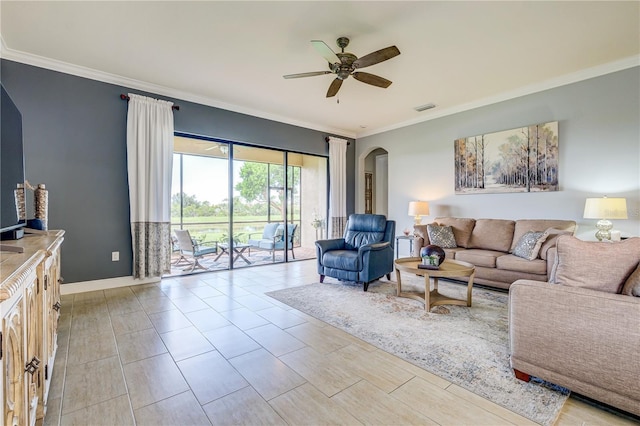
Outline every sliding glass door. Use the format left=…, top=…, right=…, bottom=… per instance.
left=170, top=136, right=230, bottom=273
left=232, top=146, right=286, bottom=267
left=168, top=135, right=327, bottom=276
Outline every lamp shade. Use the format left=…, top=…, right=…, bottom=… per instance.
left=583, top=197, right=628, bottom=219
left=408, top=201, right=430, bottom=217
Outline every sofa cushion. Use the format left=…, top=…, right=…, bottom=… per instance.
left=444, top=247, right=466, bottom=260
left=434, top=217, right=475, bottom=248
left=468, top=219, right=515, bottom=252
left=496, top=254, right=547, bottom=275
left=510, top=219, right=577, bottom=252
left=539, top=228, right=574, bottom=260
left=621, top=262, right=640, bottom=296
left=512, top=231, right=548, bottom=260
left=455, top=249, right=505, bottom=268
left=427, top=224, right=457, bottom=248
left=552, top=236, right=640, bottom=293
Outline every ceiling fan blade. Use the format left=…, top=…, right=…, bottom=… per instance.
left=311, top=40, right=341, bottom=64
left=353, top=46, right=400, bottom=69
left=283, top=71, right=332, bottom=79
left=352, top=72, right=392, bottom=88
left=326, top=78, right=343, bottom=98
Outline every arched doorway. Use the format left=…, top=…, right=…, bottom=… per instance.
left=363, top=148, right=389, bottom=216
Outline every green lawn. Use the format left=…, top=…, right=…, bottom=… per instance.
left=171, top=215, right=302, bottom=244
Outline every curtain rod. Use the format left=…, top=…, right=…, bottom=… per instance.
left=325, top=137, right=350, bottom=145
left=120, top=94, right=180, bottom=111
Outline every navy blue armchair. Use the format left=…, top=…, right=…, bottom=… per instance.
left=315, top=214, right=395, bottom=291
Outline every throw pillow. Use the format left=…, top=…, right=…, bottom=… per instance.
left=433, top=217, right=475, bottom=247
left=426, top=224, right=457, bottom=248
left=512, top=231, right=548, bottom=261
left=621, top=262, right=640, bottom=296
left=539, top=227, right=573, bottom=260
left=552, top=236, right=640, bottom=293
left=274, top=225, right=285, bottom=242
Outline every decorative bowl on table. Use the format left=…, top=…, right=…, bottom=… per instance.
left=419, top=244, right=445, bottom=269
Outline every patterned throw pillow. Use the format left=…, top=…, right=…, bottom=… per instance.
left=513, top=231, right=547, bottom=260
left=426, top=224, right=457, bottom=248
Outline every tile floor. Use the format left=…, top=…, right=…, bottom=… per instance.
left=45, top=260, right=637, bottom=425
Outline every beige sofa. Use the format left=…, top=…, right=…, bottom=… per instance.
left=509, top=236, right=640, bottom=417
left=413, top=217, right=577, bottom=289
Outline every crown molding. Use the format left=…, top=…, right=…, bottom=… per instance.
left=2, top=37, right=636, bottom=141
left=357, top=55, right=640, bottom=138
left=0, top=40, right=355, bottom=139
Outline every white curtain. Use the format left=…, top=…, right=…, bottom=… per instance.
left=328, top=136, right=348, bottom=238
left=126, top=93, right=174, bottom=279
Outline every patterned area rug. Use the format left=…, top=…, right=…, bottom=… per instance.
left=266, top=277, right=569, bottom=425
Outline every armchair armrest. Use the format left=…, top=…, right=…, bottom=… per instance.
left=315, top=238, right=345, bottom=257
left=358, top=241, right=390, bottom=256
left=195, top=240, right=218, bottom=250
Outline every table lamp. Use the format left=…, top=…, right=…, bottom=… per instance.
left=408, top=201, right=429, bottom=225
left=583, top=197, right=628, bottom=241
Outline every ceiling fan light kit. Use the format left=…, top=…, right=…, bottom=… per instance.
left=284, top=37, right=400, bottom=98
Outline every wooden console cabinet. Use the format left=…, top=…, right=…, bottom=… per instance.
left=0, top=231, right=64, bottom=425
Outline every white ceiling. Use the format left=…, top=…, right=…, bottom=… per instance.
left=1, top=1, right=639, bottom=138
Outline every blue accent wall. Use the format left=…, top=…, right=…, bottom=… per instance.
left=1, top=59, right=355, bottom=283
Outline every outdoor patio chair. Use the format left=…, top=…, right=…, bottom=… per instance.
left=173, top=229, right=219, bottom=272
left=248, top=223, right=297, bottom=262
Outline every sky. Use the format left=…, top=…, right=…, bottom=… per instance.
left=172, top=154, right=242, bottom=204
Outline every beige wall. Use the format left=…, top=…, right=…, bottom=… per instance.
left=357, top=68, right=640, bottom=246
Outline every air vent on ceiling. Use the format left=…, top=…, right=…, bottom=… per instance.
left=414, top=103, right=436, bottom=112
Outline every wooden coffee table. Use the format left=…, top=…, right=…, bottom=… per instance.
left=394, top=257, right=476, bottom=311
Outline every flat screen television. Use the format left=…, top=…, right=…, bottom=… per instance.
left=1, top=84, right=27, bottom=241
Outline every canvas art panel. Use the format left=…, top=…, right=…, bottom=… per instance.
left=454, top=121, right=559, bottom=194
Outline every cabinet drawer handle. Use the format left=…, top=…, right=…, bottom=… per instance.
left=53, top=302, right=61, bottom=311
left=25, top=357, right=40, bottom=375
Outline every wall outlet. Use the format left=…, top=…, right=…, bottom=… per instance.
left=111, top=251, right=119, bottom=262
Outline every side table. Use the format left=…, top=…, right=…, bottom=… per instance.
left=395, top=234, right=415, bottom=258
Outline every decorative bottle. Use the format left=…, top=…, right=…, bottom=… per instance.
left=35, top=184, right=48, bottom=230
left=14, top=183, right=26, bottom=221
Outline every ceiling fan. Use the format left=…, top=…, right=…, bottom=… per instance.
left=283, top=37, right=400, bottom=98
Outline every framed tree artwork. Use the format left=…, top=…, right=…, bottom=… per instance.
left=454, top=121, right=559, bottom=194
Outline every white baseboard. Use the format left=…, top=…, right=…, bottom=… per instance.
left=60, top=275, right=160, bottom=295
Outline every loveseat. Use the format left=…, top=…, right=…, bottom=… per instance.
left=509, top=236, right=640, bottom=417
left=413, top=217, right=577, bottom=289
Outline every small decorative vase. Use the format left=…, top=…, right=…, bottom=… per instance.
left=420, top=245, right=446, bottom=268
left=34, top=184, right=48, bottom=230
left=14, top=183, right=26, bottom=221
